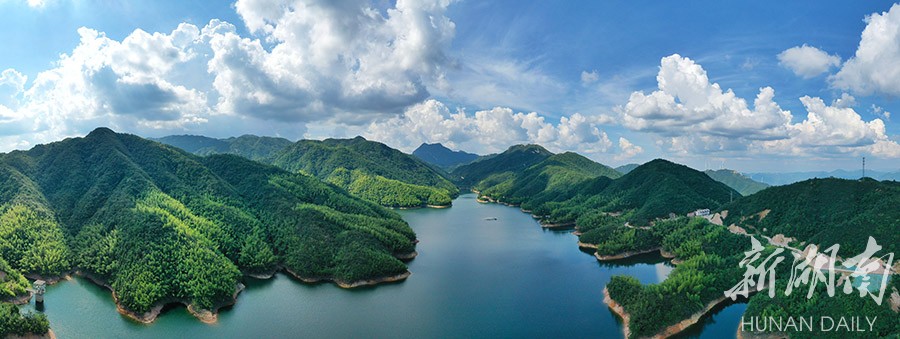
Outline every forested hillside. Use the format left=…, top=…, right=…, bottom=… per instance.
left=720, top=177, right=900, bottom=255
left=0, top=128, right=417, bottom=322
left=474, top=152, right=621, bottom=209
left=500, top=159, right=739, bottom=225
left=452, top=144, right=552, bottom=187
left=268, top=137, right=459, bottom=208
left=158, top=135, right=458, bottom=208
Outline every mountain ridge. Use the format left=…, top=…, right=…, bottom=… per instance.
left=412, top=143, right=480, bottom=169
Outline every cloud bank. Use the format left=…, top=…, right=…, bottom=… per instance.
left=622, top=54, right=900, bottom=158
left=364, top=99, right=615, bottom=156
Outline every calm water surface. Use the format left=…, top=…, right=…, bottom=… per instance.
left=20, top=194, right=743, bottom=338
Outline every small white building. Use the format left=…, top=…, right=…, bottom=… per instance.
left=691, top=209, right=710, bottom=217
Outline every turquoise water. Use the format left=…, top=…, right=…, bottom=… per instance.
left=19, top=194, right=744, bottom=338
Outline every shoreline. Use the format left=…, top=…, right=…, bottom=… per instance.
left=3, top=292, right=33, bottom=305
left=39, top=247, right=418, bottom=324
left=477, top=192, right=736, bottom=339
left=540, top=221, right=575, bottom=229
left=394, top=250, right=419, bottom=260
left=577, top=241, right=598, bottom=249
left=283, top=267, right=412, bottom=289
left=604, top=287, right=736, bottom=339
left=594, top=247, right=663, bottom=261
left=7, top=328, right=56, bottom=339
left=395, top=204, right=452, bottom=210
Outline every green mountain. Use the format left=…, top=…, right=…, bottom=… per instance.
left=267, top=137, right=459, bottom=207
left=720, top=177, right=899, bottom=254
left=534, top=159, right=740, bottom=225
left=704, top=169, right=769, bottom=196
left=475, top=152, right=621, bottom=209
left=153, top=135, right=293, bottom=162
left=412, top=143, right=479, bottom=169
left=0, top=128, right=416, bottom=321
left=452, top=144, right=553, bottom=187
left=615, top=163, right=641, bottom=174
left=158, top=135, right=459, bottom=208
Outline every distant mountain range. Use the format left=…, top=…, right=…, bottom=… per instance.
left=615, top=163, right=640, bottom=174
left=153, top=135, right=293, bottom=162
left=703, top=169, right=769, bottom=196
left=745, top=169, right=900, bottom=185
left=412, top=143, right=480, bottom=169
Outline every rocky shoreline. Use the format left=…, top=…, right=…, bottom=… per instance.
left=396, top=203, right=452, bottom=210
left=31, top=246, right=418, bottom=325
left=283, top=267, right=412, bottom=289
left=105, top=280, right=245, bottom=324
left=540, top=221, right=575, bottom=229
left=594, top=247, right=663, bottom=261
left=3, top=292, right=33, bottom=305
left=6, top=329, right=56, bottom=339
left=394, top=250, right=419, bottom=260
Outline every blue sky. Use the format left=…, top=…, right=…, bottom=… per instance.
left=0, top=0, right=898, bottom=172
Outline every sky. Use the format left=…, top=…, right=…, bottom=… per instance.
left=1, top=0, right=899, bottom=172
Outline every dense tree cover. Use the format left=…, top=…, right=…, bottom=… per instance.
left=0, top=165, right=70, bottom=277
left=0, top=257, right=29, bottom=300
left=0, top=128, right=417, bottom=316
left=475, top=158, right=738, bottom=226
left=412, top=143, right=480, bottom=169
left=720, top=178, right=900, bottom=255
left=603, top=217, right=750, bottom=338
left=704, top=169, right=769, bottom=196
left=576, top=212, right=659, bottom=256
left=452, top=144, right=553, bottom=187
left=264, top=137, right=458, bottom=208
left=327, top=168, right=452, bottom=207
left=474, top=152, right=622, bottom=208
left=158, top=134, right=458, bottom=208
left=0, top=303, right=48, bottom=337
left=742, top=279, right=899, bottom=338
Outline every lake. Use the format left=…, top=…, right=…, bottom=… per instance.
left=20, top=194, right=745, bottom=338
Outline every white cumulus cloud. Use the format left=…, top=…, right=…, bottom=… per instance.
left=831, top=3, right=900, bottom=96
left=615, top=137, right=643, bottom=161
left=622, top=54, right=900, bottom=158
left=0, top=0, right=461, bottom=150
left=622, top=54, right=791, bottom=140
left=777, top=44, right=841, bottom=79
left=219, top=0, right=456, bottom=120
